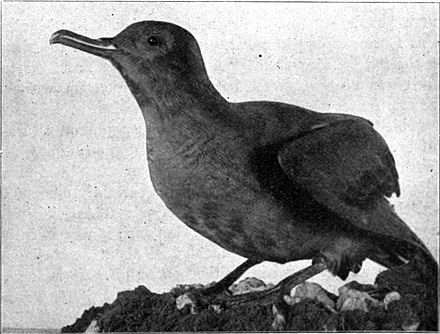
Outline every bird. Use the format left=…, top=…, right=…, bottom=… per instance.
left=50, top=21, right=437, bottom=314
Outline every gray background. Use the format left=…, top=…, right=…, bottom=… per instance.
left=2, top=2, right=439, bottom=330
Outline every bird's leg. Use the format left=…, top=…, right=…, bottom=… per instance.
left=200, top=259, right=262, bottom=296
left=213, top=260, right=327, bottom=307
left=277, top=259, right=328, bottom=297
left=179, top=259, right=261, bottom=312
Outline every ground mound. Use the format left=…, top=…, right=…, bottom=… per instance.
left=61, top=263, right=437, bottom=332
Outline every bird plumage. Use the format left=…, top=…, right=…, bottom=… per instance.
left=50, top=20, right=437, bottom=292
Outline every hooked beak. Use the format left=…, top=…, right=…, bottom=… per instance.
left=50, top=30, right=119, bottom=58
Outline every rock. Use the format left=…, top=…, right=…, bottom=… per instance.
left=229, top=277, right=268, bottom=295
left=170, top=283, right=204, bottom=295
left=284, top=282, right=335, bottom=310
left=175, top=293, right=197, bottom=314
left=337, top=283, right=381, bottom=312
left=210, top=304, right=222, bottom=313
left=265, top=283, right=275, bottom=290
left=271, top=304, right=286, bottom=330
left=383, top=291, right=401, bottom=310
left=339, top=294, right=369, bottom=312
left=61, top=304, right=110, bottom=333
left=84, top=320, right=100, bottom=333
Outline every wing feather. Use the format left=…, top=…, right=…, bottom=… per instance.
left=277, top=120, right=414, bottom=241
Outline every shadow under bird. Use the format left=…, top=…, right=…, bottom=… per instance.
left=50, top=21, right=438, bottom=308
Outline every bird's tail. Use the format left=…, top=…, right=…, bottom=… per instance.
left=365, top=200, right=438, bottom=330
left=362, top=199, right=437, bottom=276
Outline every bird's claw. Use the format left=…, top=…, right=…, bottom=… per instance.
left=175, top=286, right=231, bottom=314
left=176, top=284, right=282, bottom=314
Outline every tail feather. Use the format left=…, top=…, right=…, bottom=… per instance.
left=364, top=199, right=438, bottom=271
left=365, top=200, right=438, bottom=330
left=368, top=247, right=409, bottom=269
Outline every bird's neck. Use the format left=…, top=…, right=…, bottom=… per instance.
left=122, top=69, right=228, bottom=128
left=112, top=46, right=230, bottom=128
left=137, top=77, right=233, bottom=177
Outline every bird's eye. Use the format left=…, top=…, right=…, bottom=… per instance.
left=147, top=36, right=160, bottom=46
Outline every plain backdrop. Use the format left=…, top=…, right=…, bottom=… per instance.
left=2, top=2, right=439, bottom=330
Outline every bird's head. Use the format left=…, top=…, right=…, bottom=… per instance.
left=50, top=21, right=219, bottom=107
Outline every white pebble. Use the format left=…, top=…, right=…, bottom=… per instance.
left=337, top=286, right=380, bottom=312
left=288, top=282, right=335, bottom=309
left=176, top=293, right=196, bottom=314
left=271, top=304, right=286, bottom=330
left=384, top=291, right=401, bottom=310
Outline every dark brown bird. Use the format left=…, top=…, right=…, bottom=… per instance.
left=50, top=21, right=437, bottom=309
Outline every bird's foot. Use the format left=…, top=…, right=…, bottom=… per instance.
left=212, top=282, right=281, bottom=307
left=175, top=259, right=262, bottom=313
left=174, top=281, right=237, bottom=314
left=212, top=261, right=328, bottom=308
left=175, top=278, right=279, bottom=314
left=175, top=260, right=328, bottom=314
left=176, top=280, right=273, bottom=314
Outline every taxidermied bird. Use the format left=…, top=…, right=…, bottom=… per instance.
left=50, top=21, right=437, bottom=316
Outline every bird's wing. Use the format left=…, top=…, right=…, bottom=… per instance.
left=277, top=119, right=421, bottom=246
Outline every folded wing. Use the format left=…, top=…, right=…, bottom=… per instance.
left=277, top=119, right=425, bottom=249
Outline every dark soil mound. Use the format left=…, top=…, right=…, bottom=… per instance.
left=61, top=264, right=438, bottom=332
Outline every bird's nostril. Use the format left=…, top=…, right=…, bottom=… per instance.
left=99, top=37, right=117, bottom=48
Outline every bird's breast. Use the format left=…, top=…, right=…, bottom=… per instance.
left=146, top=132, right=256, bottom=207
left=143, top=132, right=320, bottom=262
left=141, top=115, right=330, bottom=262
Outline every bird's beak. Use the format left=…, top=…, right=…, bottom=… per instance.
left=50, top=30, right=118, bottom=59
